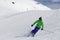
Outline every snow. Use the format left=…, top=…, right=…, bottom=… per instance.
left=0, top=10, right=60, bottom=40
left=0, top=0, right=60, bottom=40
left=0, top=0, right=51, bottom=12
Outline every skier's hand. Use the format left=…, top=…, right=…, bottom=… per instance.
left=41, top=28, right=43, bottom=30
left=31, top=25, right=33, bottom=27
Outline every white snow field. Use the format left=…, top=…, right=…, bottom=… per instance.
left=0, top=0, right=51, bottom=12
left=0, top=10, right=60, bottom=40
left=0, top=0, right=60, bottom=40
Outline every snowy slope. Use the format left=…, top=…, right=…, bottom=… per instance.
left=0, top=0, right=51, bottom=12
left=0, top=0, right=51, bottom=20
left=0, top=0, right=60, bottom=40
left=0, top=10, right=60, bottom=40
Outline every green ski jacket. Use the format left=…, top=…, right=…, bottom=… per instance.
left=32, top=20, right=44, bottom=29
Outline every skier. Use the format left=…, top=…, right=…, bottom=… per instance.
left=31, top=17, right=44, bottom=37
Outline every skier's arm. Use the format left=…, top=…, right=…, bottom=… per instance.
left=42, top=22, right=44, bottom=28
left=31, top=20, right=38, bottom=26
left=41, top=21, right=44, bottom=30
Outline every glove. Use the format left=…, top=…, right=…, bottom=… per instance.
left=31, top=25, right=33, bottom=27
left=41, top=28, right=43, bottom=30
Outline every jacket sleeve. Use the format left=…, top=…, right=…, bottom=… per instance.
left=41, top=21, right=44, bottom=29
left=32, top=20, right=38, bottom=26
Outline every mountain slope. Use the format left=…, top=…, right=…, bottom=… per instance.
left=0, top=10, right=60, bottom=40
